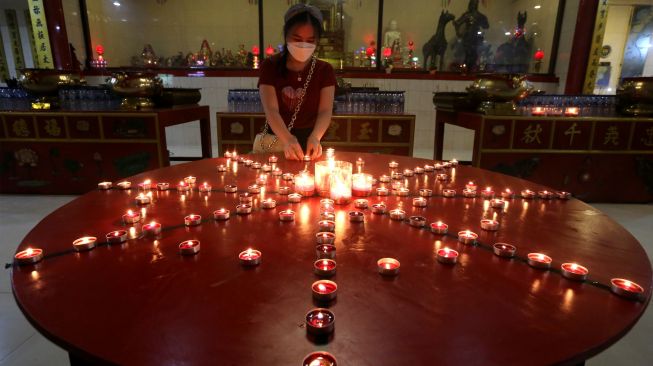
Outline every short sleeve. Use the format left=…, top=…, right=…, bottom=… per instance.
left=320, top=62, right=337, bottom=88
left=257, top=57, right=277, bottom=87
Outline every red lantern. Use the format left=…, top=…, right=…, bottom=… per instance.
left=95, top=45, right=104, bottom=56
left=265, top=45, right=275, bottom=56
left=365, top=46, right=375, bottom=57
left=408, top=41, right=414, bottom=51
left=252, top=45, right=259, bottom=56
left=534, top=49, right=544, bottom=61
left=382, top=47, right=392, bottom=58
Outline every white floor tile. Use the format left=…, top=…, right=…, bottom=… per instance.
left=0, top=294, right=36, bottom=362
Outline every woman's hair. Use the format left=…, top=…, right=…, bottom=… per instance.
left=277, top=11, right=323, bottom=76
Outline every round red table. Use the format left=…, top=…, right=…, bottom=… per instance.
left=11, top=152, right=651, bottom=365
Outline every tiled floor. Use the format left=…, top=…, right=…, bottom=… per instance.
left=0, top=195, right=651, bottom=365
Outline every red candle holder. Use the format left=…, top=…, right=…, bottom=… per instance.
left=239, top=193, right=253, bottom=203
left=424, top=164, right=435, bottom=172
left=14, top=248, right=44, bottom=265
left=354, top=199, right=369, bottom=209
left=490, top=199, right=505, bottom=209
left=458, top=230, right=478, bottom=245
left=564, top=107, right=580, bottom=116
left=239, top=248, right=261, bottom=266
left=184, top=214, right=202, bottom=226
left=480, top=219, right=500, bottom=231
left=142, top=221, right=162, bottom=235
left=199, top=183, right=212, bottom=192
left=389, top=209, right=406, bottom=221
left=501, top=189, right=514, bottom=198
left=396, top=188, right=409, bottom=197
left=527, top=253, right=552, bottom=269
left=122, top=210, right=141, bottom=224
left=481, top=187, right=495, bottom=199
left=278, top=186, right=291, bottom=195
left=314, top=259, right=337, bottom=277
left=561, top=263, right=589, bottom=281
left=610, top=278, right=644, bottom=299
left=521, top=189, right=535, bottom=199
left=213, top=208, right=230, bottom=220
left=493, top=243, right=516, bottom=258
left=305, top=308, right=335, bottom=336
left=135, top=193, right=151, bottom=205
left=403, top=169, right=414, bottom=177
left=442, top=189, right=456, bottom=198
left=279, top=209, right=295, bottom=222
left=538, top=190, right=554, bottom=200
left=377, top=258, right=400, bottom=276
left=236, top=204, right=252, bottom=215
left=556, top=191, right=571, bottom=200
left=436, top=173, right=449, bottom=181
left=320, top=212, right=336, bottom=221
left=106, top=230, right=128, bottom=244
left=312, top=280, right=338, bottom=302
left=247, top=184, right=261, bottom=194
left=419, top=189, right=433, bottom=197
left=316, top=232, right=336, bottom=244
left=465, top=181, right=477, bottom=190
left=379, top=174, right=391, bottom=183
left=320, top=198, right=335, bottom=207
left=179, top=240, right=200, bottom=255
left=348, top=211, right=364, bottom=223
left=157, top=182, right=170, bottom=191
left=217, top=164, right=227, bottom=172
left=177, top=181, right=190, bottom=192
left=376, top=187, right=389, bottom=196
left=430, top=221, right=448, bottom=234
left=117, top=181, right=131, bottom=190
left=224, top=184, right=238, bottom=193
left=389, top=161, right=399, bottom=169
left=184, top=176, right=196, bottom=185
left=409, top=215, right=426, bottom=228
left=462, top=189, right=477, bottom=198
left=316, top=244, right=336, bottom=259
left=252, top=162, right=262, bottom=169
left=371, top=203, right=387, bottom=214
left=294, top=172, right=316, bottom=197
left=288, top=193, right=302, bottom=203
left=261, top=198, right=277, bottom=209
left=413, top=197, right=427, bottom=207
left=73, top=236, right=97, bottom=252
left=98, top=181, right=112, bottom=190
left=531, top=106, right=546, bottom=116
left=437, top=247, right=459, bottom=264
left=318, top=220, right=336, bottom=232
left=352, top=173, right=373, bottom=197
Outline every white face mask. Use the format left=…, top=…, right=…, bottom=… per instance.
left=287, top=42, right=316, bottom=62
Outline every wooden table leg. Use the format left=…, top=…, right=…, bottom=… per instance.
left=434, top=119, right=445, bottom=160
left=199, top=115, right=212, bottom=159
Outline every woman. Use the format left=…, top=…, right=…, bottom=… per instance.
left=258, top=4, right=336, bottom=160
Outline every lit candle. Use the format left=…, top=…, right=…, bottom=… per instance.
left=480, top=219, right=500, bottom=231
left=261, top=198, right=276, bottom=209
left=117, top=181, right=131, bottom=190
left=316, top=232, right=336, bottom=245
left=354, top=199, right=369, bottom=209
left=481, top=187, right=495, bottom=199
left=314, top=259, right=337, bottom=277
left=252, top=162, right=262, bottom=170
left=199, top=182, right=212, bottom=192
left=73, top=236, right=97, bottom=252
left=224, top=184, right=238, bottom=193
left=564, top=106, right=580, bottom=116
left=356, top=157, right=364, bottom=167
left=556, top=191, right=571, bottom=200
left=138, top=179, right=152, bottom=190
left=312, top=280, right=338, bottom=302
left=415, top=166, right=425, bottom=174
left=389, top=161, right=399, bottom=169
left=409, top=215, right=426, bottom=228
left=376, top=187, right=389, bottom=196
left=490, top=198, right=505, bottom=209
left=106, top=230, right=128, bottom=244
left=142, top=221, right=162, bottom=235
left=303, top=351, right=337, bottom=366
left=14, top=248, right=44, bottom=265
left=330, top=180, right=351, bottom=205
left=320, top=198, right=335, bottom=207
left=236, top=204, right=252, bottom=215
left=272, top=168, right=283, bottom=177
left=217, top=164, right=227, bottom=172
left=135, top=193, right=151, bottom=205
left=239, top=193, right=253, bottom=203
left=179, top=240, right=200, bottom=255
left=561, top=263, right=589, bottom=281
left=255, top=174, right=268, bottom=186
left=458, top=230, right=478, bottom=245
left=391, top=172, right=403, bottom=180
left=318, top=220, right=336, bottom=232
left=424, top=164, right=435, bottom=172
left=303, top=155, right=312, bottom=163
left=239, top=248, right=261, bottom=266
left=527, top=253, right=552, bottom=269
left=352, top=173, right=373, bottom=197
left=403, top=169, right=414, bottom=177
left=316, top=244, right=336, bottom=259
left=177, top=181, right=190, bottom=192
left=232, top=151, right=239, bottom=160
left=122, top=209, right=141, bottom=224
left=288, top=193, right=302, bottom=203
left=247, top=184, right=261, bottom=194
left=379, top=174, right=391, bottom=183
left=279, top=209, right=295, bottom=222
left=610, top=278, right=644, bottom=299
left=521, top=189, right=535, bottom=199
left=532, top=106, right=546, bottom=116
left=389, top=209, right=406, bottom=221
left=98, top=181, right=112, bottom=190
left=268, top=155, right=278, bottom=163
left=493, top=243, right=516, bottom=258
left=436, top=173, right=449, bottom=181
left=320, top=212, right=336, bottom=221
left=261, top=163, right=272, bottom=172
left=377, top=258, right=400, bottom=276
left=294, top=172, right=316, bottom=197
left=462, top=188, right=477, bottom=198
left=348, top=211, right=365, bottom=223
left=213, top=208, right=230, bottom=220
left=184, top=214, right=202, bottom=226
left=413, top=197, right=427, bottom=207
left=282, top=173, right=294, bottom=181
left=326, top=148, right=335, bottom=159
left=465, top=181, right=477, bottom=190
left=538, top=190, right=554, bottom=200
left=442, top=189, right=456, bottom=198
left=371, top=203, right=387, bottom=214
left=157, top=182, right=170, bottom=191
left=450, top=158, right=459, bottom=166
left=396, top=187, right=409, bottom=197
left=278, top=186, right=291, bottom=195
left=419, top=189, right=433, bottom=197
left=501, top=188, right=513, bottom=198
left=436, top=247, right=458, bottom=264
left=430, top=221, right=448, bottom=234
left=244, top=159, right=253, bottom=167
left=224, top=151, right=232, bottom=158
left=305, top=308, right=335, bottom=335
left=184, top=176, right=196, bottom=185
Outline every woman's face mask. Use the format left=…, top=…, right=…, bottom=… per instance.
left=287, top=42, right=316, bottom=62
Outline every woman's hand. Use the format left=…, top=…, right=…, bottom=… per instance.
left=282, top=135, right=304, bottom=160
left=306, top=135, right=322, bottom=159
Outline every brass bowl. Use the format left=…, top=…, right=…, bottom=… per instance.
left=108, top=72, right=163, bottom=109
left=466, top=74, right=532, bottom=103
left=617, top=77, right=653, bottom=115
left=19, top=69, right=84, bottom=96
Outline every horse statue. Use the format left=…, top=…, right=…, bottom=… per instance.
left=422, top=10, right=455, bottom=70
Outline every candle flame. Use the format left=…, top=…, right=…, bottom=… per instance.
left=144, top=179, right=151, bottom=184
left=570, top=263, right=577, bottom=270
left=26, top=248, right=33, bottom=255
left=444, top=247, right=450, bottom=254
left=506, top=188, right=511, bottom=193
left=486, top=187, right=491, bottom=191
left=538, top=254, right=545, bottom=260
left=624, top=280, right=632, bottom=288
left=127, top=209, right=134, bottom=216
left=318, top=284, right=326, bottom=291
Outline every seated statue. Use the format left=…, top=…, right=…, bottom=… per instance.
left=384, top=20, right=402, bottom=48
